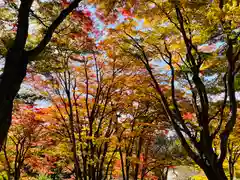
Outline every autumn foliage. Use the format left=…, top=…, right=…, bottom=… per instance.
left=1, top=0, right=240, bottom=180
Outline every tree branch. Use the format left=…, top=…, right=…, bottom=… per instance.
left=219, top=38, right=237, bottom=164
left=30, top=9, right=48, bottom=28
left=12, top=0, right=34, bottom=51
left=211, top=73, right=227, bottom=138
left=27, top=0, right=82, bottom=57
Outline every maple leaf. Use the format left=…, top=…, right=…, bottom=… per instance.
left=118, top=8, right=132, bottom=17
left=83, top=21, right=93, bottom=31
left=183, top=112, right=193, bottom=120
left=83, top=9, right=91, bottom=17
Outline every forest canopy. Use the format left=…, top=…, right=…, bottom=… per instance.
left=0, top=0, right=240, bottom=180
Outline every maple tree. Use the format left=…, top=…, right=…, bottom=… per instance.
left=0, top=102, right=54, bottom=180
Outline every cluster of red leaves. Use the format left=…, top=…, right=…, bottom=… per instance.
left=95, top=11, right=105, bottom=22
left=95, top=8, right=133, bottom=24
left=69, top=31, right=88, bottom=39
left=12, top=105, right=35, bottom=125
left=67, top=8, right=97, bottom=48
left=72, top=10, right=93, bottom=32
left=11, top=105, right=48, bottom=146
left=183, top=112, right=193, bottom=120
left=95, top=10, right=118, bottom=24
left=118, top=8, right=133, bottom=17
left=92, top=29, right=104, bottom=39
left=11, top=104, right=60, bottom=175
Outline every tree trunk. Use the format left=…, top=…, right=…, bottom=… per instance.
left=14, top=166, right=21, bottom=180
left=134, top=136, right=143, bottom=180
left=119, top=148, right=126, bottom=180
left=229, top=163, right=234, bottom=180
left=140, top=143, right=148, bottom=180
left=202, top=163, right=228, bottom=180
left=0, top=51, right=28, bottom=149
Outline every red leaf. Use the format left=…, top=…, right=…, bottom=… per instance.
left=72, top=10, right=85, bottom=20
left=83, top=9, right=91, bottom=17
left=183, top=112, right=193, bottom=120
left=83, top=21, right=93, bottom=31
left=164, top=129, right=169, bottom=135
left=119, top=8, right=132, bottom=17
left=108, top=13, right=118, bottom=23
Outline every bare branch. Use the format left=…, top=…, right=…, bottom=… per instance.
left=12, top=0, right=34, bottom=51
left=30, top=9, right=48, bottom=28
left=219, top=38, right=237, bottom=164
left=211, top=73, right=227, bottom=138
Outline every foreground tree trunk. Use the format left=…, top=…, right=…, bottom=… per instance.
left=14, top=165, right=21, bottom=180
left=0, top=54, right=27, bottom=145
left=0, top=0, right=82, bottom=149
left=0, top=0, right=33, bottom=149
left=200, top=163, right=227, bottom=180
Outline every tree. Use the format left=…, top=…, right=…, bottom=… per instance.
left=102, top=0, right=240, bottom=179
left=0, top=103, right=52, bottom=180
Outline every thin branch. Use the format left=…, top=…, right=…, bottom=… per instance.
left=211, top=73, right=227, bottom=138
left=12, top=0, right=34, bottom=51
left=219, top=38, right=237, bottom=164
left=30, top=9, right=48, bottom=28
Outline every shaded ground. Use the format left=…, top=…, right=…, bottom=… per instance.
left=167, top=166, right=201, bottom=180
